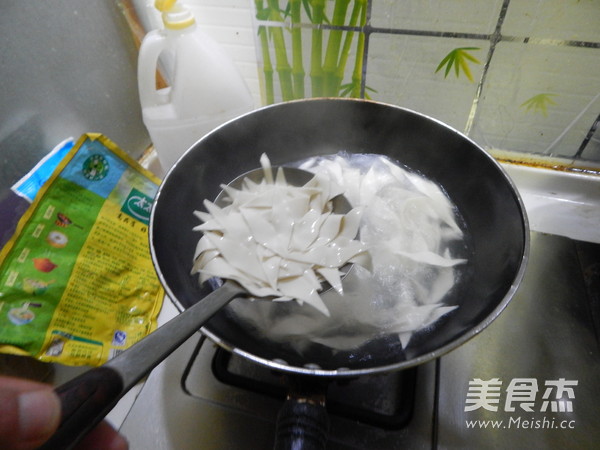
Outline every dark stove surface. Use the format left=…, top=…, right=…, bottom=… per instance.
left=182, top=335, right=436, bottom=449
left=207, top=347, right=417, bottom=429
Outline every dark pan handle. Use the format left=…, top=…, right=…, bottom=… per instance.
left=38, top=367, right=124, bottom=450
left=39, top=281, right=247, bottom=449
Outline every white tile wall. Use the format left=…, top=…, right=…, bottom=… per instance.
left=134, top=0, right=600, bottom=165
left=471, top=42, right=600, bottom=157
left=502, top=0, right=600, bottom=43
left=370, top=0, right=504, bottom=35
left=367, top=35, right=488, bottom=131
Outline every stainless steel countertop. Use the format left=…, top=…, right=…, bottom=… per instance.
left=437, top=232, right=600, bottom=449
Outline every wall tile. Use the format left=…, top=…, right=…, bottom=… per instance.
left=471, top=42, right=600, bottom=157
left=367, top=34, right=487, bottom=131
left=371, top=0, right=504, bottom=35
left=503, top=0, right=600, bottom=43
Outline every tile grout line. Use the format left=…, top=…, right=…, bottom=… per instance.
left=463, top=0, right=511, bottom=137
left=574, top=113, right=600, bottom=159
left=359, top=0, right=373, bottom=99
left=254, top=22, right=600, bottom=50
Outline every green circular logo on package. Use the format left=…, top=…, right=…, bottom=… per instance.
left=82, top=154, right=109, bottom=181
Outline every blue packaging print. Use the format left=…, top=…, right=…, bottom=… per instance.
left=12, top=138, right=75, bottom=202
left=60, top=139, right=129, bottom=200
left=112, top=330, right=127, bottom=347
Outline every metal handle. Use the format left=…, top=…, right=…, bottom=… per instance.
left=38, top=367, right=123, bottom=450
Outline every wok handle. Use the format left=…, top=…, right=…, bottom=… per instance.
left=39, top=281, right=247, bottom=449
left=38, top=367, right=124, bottom=450
left=274, top=396, right=330, bottom=450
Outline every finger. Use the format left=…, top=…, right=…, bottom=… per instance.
left=75, top=420, right=129, bottom=450
left=0, top=376, right=61, bottom=450
left=0, top=376, right=53, bottom=393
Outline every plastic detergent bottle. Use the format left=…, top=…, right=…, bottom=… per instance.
left=138, top=0, right=254, bottom=171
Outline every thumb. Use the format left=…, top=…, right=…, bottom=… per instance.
left=0, top=380, right=61, bottom=450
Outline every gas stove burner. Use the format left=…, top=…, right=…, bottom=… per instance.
left=174, top=334, right=436, bottom=449
left=209, top=347, right=418, bottom=430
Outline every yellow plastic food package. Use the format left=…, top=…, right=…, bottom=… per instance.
left=0, top=134, right=164, bottom=366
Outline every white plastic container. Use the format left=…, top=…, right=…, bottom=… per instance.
left=138, top=0, right=254, bottom=171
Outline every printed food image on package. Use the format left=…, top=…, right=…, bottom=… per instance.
left=0, top=134, right=164, bottom=366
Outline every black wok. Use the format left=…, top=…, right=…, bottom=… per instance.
left=153, top=98, right=528, bottom=373
left=151, top=98, right=528, bottom=447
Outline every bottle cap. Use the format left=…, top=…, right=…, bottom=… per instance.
left=155, top=0, right=195, bottom=29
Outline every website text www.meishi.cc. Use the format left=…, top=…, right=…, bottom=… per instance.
left=465, top=416, right=576, bottom=430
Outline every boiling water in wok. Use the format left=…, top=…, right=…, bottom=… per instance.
left=206, top=152, right=472, bottom=359
left=151, top=98, right=528, bottom=375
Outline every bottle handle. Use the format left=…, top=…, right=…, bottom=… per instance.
left=138, top=30, right=170, bottom=108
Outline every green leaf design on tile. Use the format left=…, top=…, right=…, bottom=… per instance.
left=520, top=93, right=558, bottom=117
left=339, top=82, right=377, bottom=99
left=435, top=47, right=481, bottom=82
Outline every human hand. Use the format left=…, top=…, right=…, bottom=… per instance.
left=0, top=375, right=128, bottom=450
